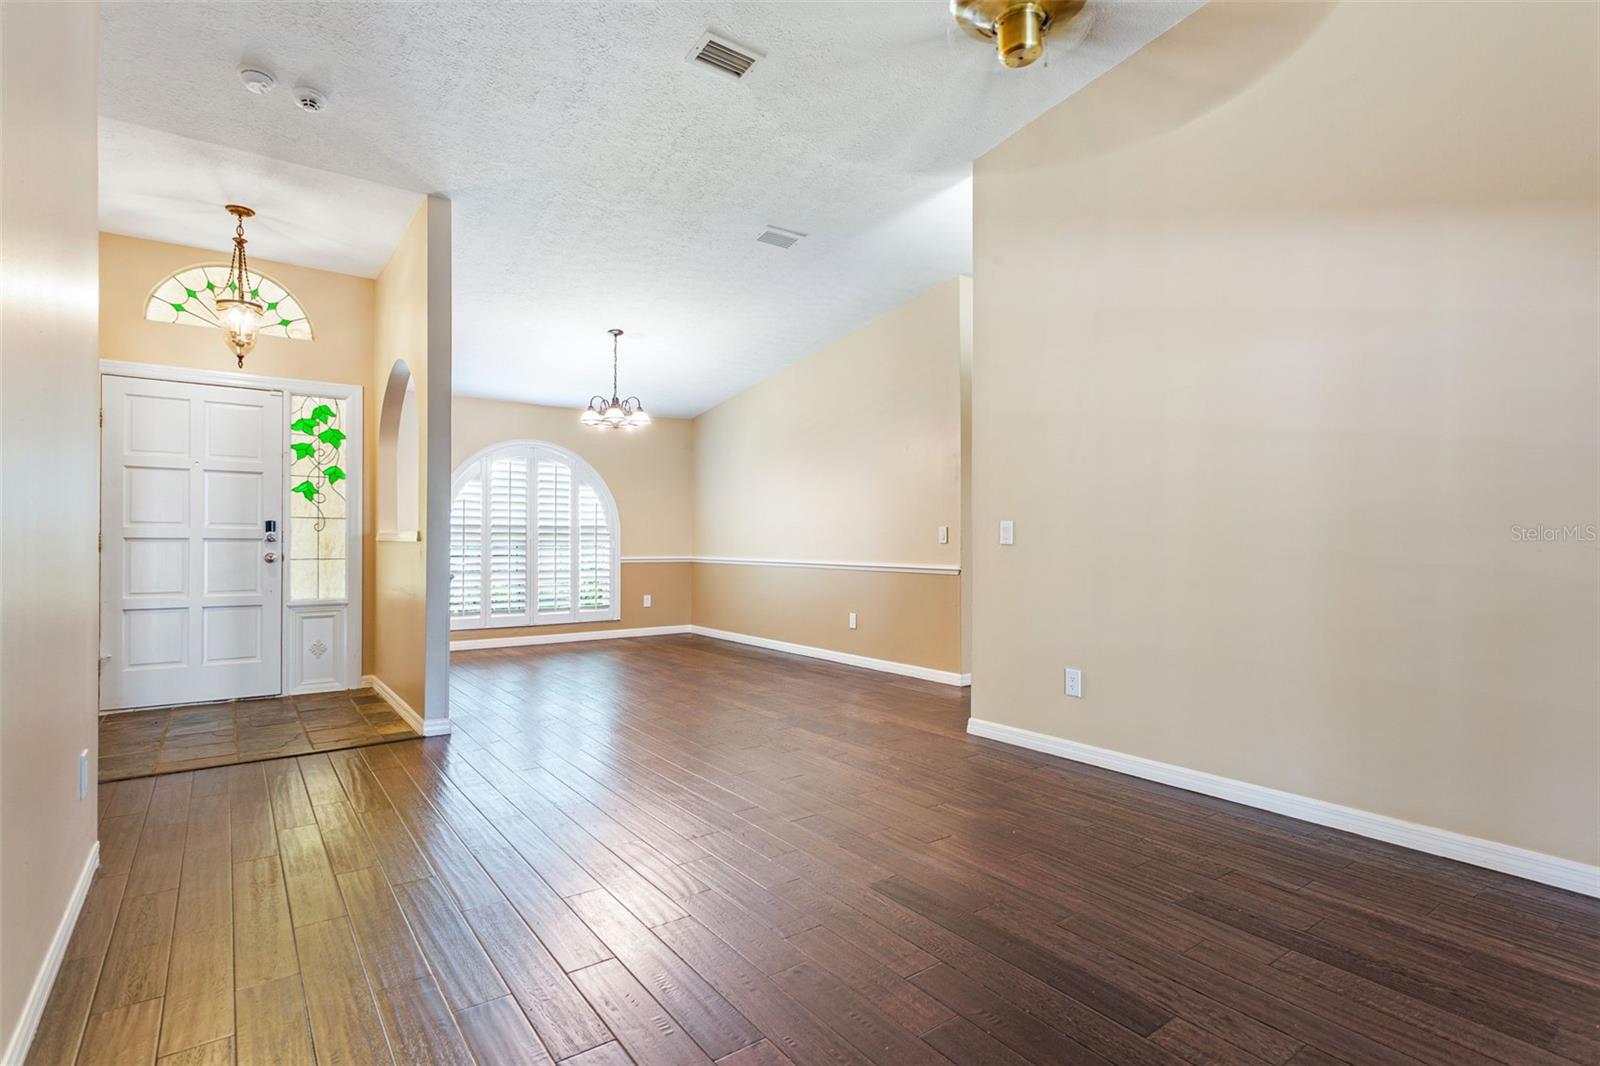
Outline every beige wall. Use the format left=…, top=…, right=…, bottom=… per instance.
left=98, top=232, right=380, bottom=671
left=692, top=278, right=965, bottom=672
left=0, top=1, right=101, bottom=1056
left=694, top=565, right=960, bottom=671
left=458, top=563, right=693, bottom=644
left=694, top=279, right=963, bottom=564
left=453, top=396, right=694, bottom=556
left=971, top=1, right=1599, bottom=863
left=447, top=282, right=966, bottom=671
left=450, top=397, right=694, bottom=643
left=371, top=199, right=452, bottom=719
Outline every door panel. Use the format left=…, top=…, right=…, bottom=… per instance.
left=126, top=538, right=189, bottom=596
left=125, top=467, right=189, bottom=523
left=203, top=540, right=262, bottom=594
left=202, top=605, right=263, bottom=663
left=101, top=376, right=284, bottom=709
left=125, top=608, right=188, bottom=668
left=204, top=470, right=264, bottom=528
left=204, top=401, right=268, bottom=460
left=125, top=394, right=190, bottom=455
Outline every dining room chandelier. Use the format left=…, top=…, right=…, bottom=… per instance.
left=214, top=204, right=265, bottom=367
left=580, top=328, right=650, bottom=430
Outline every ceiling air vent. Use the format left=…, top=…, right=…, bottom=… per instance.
left=756, top=226, right=805, bottom=250
left=688, top=32, right=763, bottom=80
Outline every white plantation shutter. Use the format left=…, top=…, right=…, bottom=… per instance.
left=449, top=472, right=482, bottom=618
left=487, top=455, right=529, bottom=616
left=578, top=483, right=612, bottom=610
left=536, top=457, right=572, bottom=614
left=450, top=441, right=620, bottom=629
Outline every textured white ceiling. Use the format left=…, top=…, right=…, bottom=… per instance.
left=100, top=120, right=424, bottom=278
left=100, top=1, right=1198, bottom=415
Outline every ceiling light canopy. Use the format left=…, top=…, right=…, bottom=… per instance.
left=952, top=0, right=1088, bottom=69
left=581, top=329, right=650, bottom=431
left=213, top=204, right=264, bottom=367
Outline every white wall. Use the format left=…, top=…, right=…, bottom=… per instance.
left=0, top=2, right=103, bottom=1057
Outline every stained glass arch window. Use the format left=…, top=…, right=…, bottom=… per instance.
left=145, top=263, right=315, bottom=341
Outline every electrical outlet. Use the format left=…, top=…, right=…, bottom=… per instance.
left=79, top=749, right=89, bottom=800
left=1064, top=668, right=1083, bottom=698
left=848, top=612, right=857, bottom=630
left=999, top=520, right=1014, bottom=545
left=642, top=594, right=652, bottom=608
left=938, top=525, right=949, bottom=545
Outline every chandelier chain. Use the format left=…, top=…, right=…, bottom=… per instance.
left=225, top=210, right=255, bottom=301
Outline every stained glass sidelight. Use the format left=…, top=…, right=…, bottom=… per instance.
left=146, top=264, right=314, bottom=340
left=288, top=394, right=347, bottom=602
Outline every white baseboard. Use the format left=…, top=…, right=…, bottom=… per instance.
left=3, top=841, right=100, bottom=1065
left=449, top=622, right=970, bottom=687
left=689, top=626, right=969, bottom=687
left=362, top=674, right=451, bottom=737
left=966, top=718, right=1600, bottom=898
left=450, top=625, right=691, bottom=651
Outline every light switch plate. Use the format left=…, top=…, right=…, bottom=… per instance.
left=938, top=526, right=949, bottom=545
left=848, top=612, right=857, bottom=630
left=999, top=520, right=1015, bottom=546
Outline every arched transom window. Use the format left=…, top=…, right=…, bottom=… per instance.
left=145, top=264, right=315, bottom=340
left=450, top=441, right=621, bottom=629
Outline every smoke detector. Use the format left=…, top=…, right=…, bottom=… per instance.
left=292, top=85, right=329, bottom=113
left=687, top=32, right=763, bottom=80
left=238, top=67, right=276, bottom=95
left=756, top=226, right=805, bottom=250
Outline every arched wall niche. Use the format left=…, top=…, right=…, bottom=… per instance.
left=378, top=359, right=420, bottom=538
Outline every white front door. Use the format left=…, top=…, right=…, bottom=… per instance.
left=101, top=375, right=284, bottom=709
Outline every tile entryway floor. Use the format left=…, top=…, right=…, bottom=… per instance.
left=97, top=688, right=414, bottom=782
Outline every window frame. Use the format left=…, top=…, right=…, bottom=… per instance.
left=448, top=439, right=622, bottom=630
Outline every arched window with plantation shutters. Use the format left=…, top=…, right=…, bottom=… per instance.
left=448, top=441, right=620, bottom=628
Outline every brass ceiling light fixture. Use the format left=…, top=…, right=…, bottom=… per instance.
left=951, top=0, right=1088, bottom=69
left=580, top=329, right=650, bottom=431
left=214, top=204, right=264, bottom=367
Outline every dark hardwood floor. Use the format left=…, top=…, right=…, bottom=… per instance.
left=28, top=634, right=1600, bottom=1065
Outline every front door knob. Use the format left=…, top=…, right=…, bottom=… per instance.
left=264, top=552, right=278, bottom=563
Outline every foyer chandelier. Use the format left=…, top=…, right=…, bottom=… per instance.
left=214, top=204, right=264, bottom=367
left=580, top=329, right=650, bottom=430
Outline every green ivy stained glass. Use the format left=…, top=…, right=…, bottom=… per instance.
left=146, top=264, right=314, bottom=341
left=288, top=395, right=347, bottom=602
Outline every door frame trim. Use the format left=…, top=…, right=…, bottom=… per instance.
left=100, top=359, right=364, bottom=700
